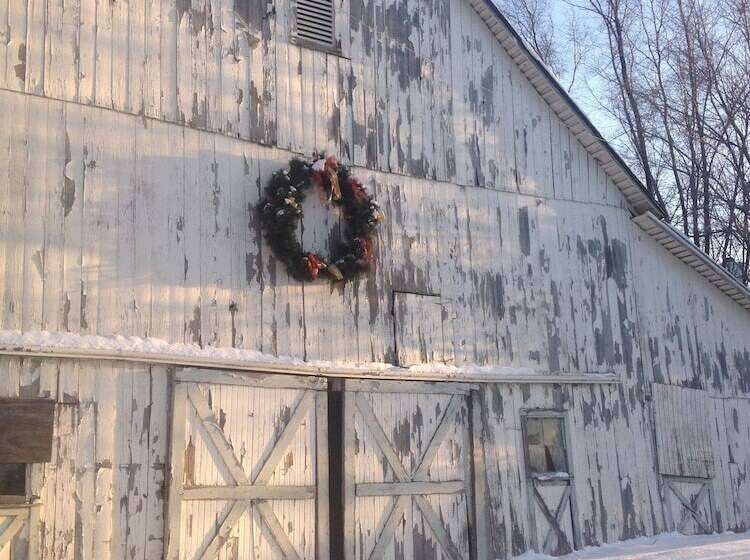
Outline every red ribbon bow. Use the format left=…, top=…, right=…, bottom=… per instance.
left=305, top=253, right=324, bottom=280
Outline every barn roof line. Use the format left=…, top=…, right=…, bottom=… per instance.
left=471, top=0, right=750, bottom=312
left=633, top=213, right=750, bottom=312
left=468, top=0, right=666, bottom=220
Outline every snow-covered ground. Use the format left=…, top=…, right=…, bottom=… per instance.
left=516, top=532, right=750, bottom=559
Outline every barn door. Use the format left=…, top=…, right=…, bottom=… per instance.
left=651, top=384, right=716, bottom=535
left=529, top=478, right=575, bottom=555
left=343, top=380, right=474, bottom=560
left=165, top=369, right=329, bottom=560
left=662, top=476, right=714, bottom=534
left=521, top=413, right=576, bottom=556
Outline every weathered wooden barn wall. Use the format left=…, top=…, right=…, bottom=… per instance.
left=0, top=357, right=662, bottom=559
left=632, top=230, right=750, bottom=397
left=0, top=87, right=640, bottom=374
left=631, top=229, right=750, bottom=533
left=0, top=355, right=168, bottom=559
left=0, top=0, right=749, bottom=558
left=0, top=0, right=630, bottom=200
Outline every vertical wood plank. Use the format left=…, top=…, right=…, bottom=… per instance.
left=316, top=390, right=331, bottom=560
left=161, top=0, right=178, bottom=120
left=5, top=0, right=27, bottom=91
left=165, top=381, right=186, bottom=560
left=143, top=0, right=162, bottom=118
left=94, top=0, right=113, bottom=108
left=24, top=0, right=45, bottom=94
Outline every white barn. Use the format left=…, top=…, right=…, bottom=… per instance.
left=0, top=0, right=749, bottom=558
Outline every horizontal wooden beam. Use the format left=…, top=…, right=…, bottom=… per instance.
left=182, top=485, right=316, bottom=501
left=355, top=481, right=465, bottom=497
left=0, top=340, right=621, bottom=385
left=175, top=369, right=326, bottom=390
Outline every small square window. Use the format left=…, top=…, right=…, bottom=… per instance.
left=0, top=463, right=26, bottom=500
left=524, top=416, right=569, bottom=475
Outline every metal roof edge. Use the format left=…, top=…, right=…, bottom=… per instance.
left=468, top=0, right=667, bottom=220
left=633, top=211, right=750, bottom=313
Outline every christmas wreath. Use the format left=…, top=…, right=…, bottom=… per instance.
left=258, top=155, right=384, bottom=282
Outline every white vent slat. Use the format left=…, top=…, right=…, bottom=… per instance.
left=296, top=15, right=333, bottom=31
left=295, top=0, right=335, bottom=46
left=298, top=1, right=333, bottom=16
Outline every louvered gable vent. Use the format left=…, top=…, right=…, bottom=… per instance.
left=294, top=0, right=335, bottom=47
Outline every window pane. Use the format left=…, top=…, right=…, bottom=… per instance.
left=525, top=416, right=568, bottom=475
left=526, top=418, right=543, bottom=446
left=542, top=418, right=562, bottom=447
left=527, top=445, right=548, bottom=474
left=0, top=463, right=26, bottom=496
left=548, top=444, right=568, bottom=473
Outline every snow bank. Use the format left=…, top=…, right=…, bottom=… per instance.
left=515, top=531, right=750, bottom=560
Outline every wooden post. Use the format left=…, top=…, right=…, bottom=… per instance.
left=316, top=388, right=331, bottom=560
left=469, top=389, right=490, bottom=560
left=164, top=381, right=187, bottom=560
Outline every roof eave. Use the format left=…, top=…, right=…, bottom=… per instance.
left=633, top=212, right=750, bottom=313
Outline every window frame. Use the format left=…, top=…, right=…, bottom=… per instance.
left=290, top=0, right=342, bottom=56
left=521, top=409, right=573, bottom=481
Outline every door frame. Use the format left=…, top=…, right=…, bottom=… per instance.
left=520, top=408, right=580, bottom=556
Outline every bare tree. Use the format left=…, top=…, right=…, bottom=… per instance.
left=501, top=0, right=750, bottom=283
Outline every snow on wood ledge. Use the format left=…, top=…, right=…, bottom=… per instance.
left=0, top=330, right=619, bottom=385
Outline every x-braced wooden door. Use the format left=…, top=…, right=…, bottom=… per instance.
left=662, top=476, right=715, bottom=535
left=165, top=369, right=329, bottom=560
left=529, top=477, right=576, bottom=555
left=343, top=380, right=475, bottom=560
